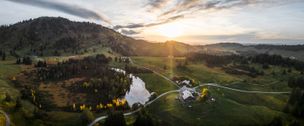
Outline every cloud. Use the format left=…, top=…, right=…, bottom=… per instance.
left=120, top=29, right=140, bottom=35
left=113, top=15, right=184, bottom=30
left=159, top=0, right=265, bottom=17
left=7, top=0, right=111, bottom=24
left=146, top=0, right=171, bottom=10
left=147, top=0, right=170, bottom=8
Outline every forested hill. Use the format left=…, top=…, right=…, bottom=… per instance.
left=0, top=17, right=198, bottom=57
left=0, top=17, right=139, bottom=56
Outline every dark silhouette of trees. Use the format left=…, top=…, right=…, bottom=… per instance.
left=104, top=111, right=126, bottom=126
left=16, top=57, right=32, bottom=65
left=133, top=109, right=154, bottom=126
left=15, top=97, right=22, bottom=110
left=35, top=60, right=47, bottom=67
left=80, top=109, right=95, bottom=125
left=267, top=117, right=283, bottom=126
left=1, top=51, right=6, bottom=61
left=187, top=53, right=304, bottom=73
left=250, top=54, right=304, bottom=72
left=21, top=54, right=132, bottom=110
left=286, top=76, right=304, bottom=117
left=187, top=53, right=244, bottom=67
left=4, top=93, right=12, bottom=102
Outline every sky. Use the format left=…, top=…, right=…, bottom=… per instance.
left=1, top=0, right=304, bottom=45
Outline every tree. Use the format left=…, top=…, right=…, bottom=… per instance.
left=2, top=52, right=6, bottom=61
left=81, top=109, right=95, bottom=125
left=104, top=111, right=126, bottom=126
left=22, top=57, right=32, bottom=65
left=15, top=97, right=22, bottom=110
left=4, top=93, right=12, bottom=102
left=268, top=117, right=283, bottom=126
left=16, top=58, right=21, bottom=64
left=163, top=65, right=167, bottom=70
left=134, top=109, right=154, bottom=126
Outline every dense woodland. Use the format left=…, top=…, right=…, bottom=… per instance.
left=286, top=76, right=304, bottom=117
left=16, top=54, right=135, bottom=111
left=187, top=53, right=304, bottom=77
left=253, top=44, right=304, bottom=51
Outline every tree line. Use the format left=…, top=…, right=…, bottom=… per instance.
left=187, top=53, right=304, bottom=72
left=285, top=76, right=304, bottom=117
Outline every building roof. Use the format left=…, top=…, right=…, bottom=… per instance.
left=182, top=90, right=194, bottom=100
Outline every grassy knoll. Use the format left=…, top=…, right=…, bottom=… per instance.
left=0, top=59, right=21, bottom=100
left=146, top=88, right=287, bottom=126
left=137, top=73, right=177, bottom=94
left=132, top=56, right=241, bottom=84
left=132, top=56, right=298, bottom=125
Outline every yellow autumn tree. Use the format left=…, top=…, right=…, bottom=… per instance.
left=200, top=88, right=208, bottom=98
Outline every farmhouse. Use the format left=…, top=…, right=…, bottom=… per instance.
left=179, top=86, right=196, bottom=102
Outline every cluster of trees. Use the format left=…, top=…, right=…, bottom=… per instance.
left=72, top=73, right=132, bottom=105
left=99, top=109, right=155, bottom=126
left=32, top=54, right=132, bottom=108
left=16, top=56, right=33, bottom=65
left=36, top=54, right=111, bottom=80
left=35, top=60, right=47, bottom=67
left=249, top=54, right=304, bottom=72
left=188, top=53, right=304, bottom=72
left=223, top=65, right=264, bottom=78
left=21, top=87, right=55, bottom=111
left=187, top=53, right=304, bottom=77
left=53, top=37, right=81, bottom=54
left=253, top=44, right=304, bottom=51
left=187, top=53, right=245, bottom=67
left=285, top=76, right=304, bottom=117
left=0, top=50, right=6, bottom=61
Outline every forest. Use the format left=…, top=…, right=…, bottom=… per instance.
left=187, top=53, right=304, bottom=77
left=16, top=54, right=134, bottom=112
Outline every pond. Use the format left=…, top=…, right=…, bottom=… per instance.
left=111, top=68, right=151, bottom=107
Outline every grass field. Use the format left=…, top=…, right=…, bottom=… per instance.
left=0, top=54, right=299, bottom=126
left=0, top=59, right=21, bottom=100
left=145, top=87, right=289, bottom=126
left=137, top=73, right=178, bottom=94
left=131, top=56, right=296, bottom=126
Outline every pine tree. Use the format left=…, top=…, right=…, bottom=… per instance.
left=104, top=111, right=126, bottom=126
left=2, top=52, right=6, bottom=61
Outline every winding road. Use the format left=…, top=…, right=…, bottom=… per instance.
left=89, top=58, right=291, bottom=126
left=194, top=83, right=291, bottom=94
left=89, top=82, right=290, bottom=126
left=0, top=109, right=10, bottom=126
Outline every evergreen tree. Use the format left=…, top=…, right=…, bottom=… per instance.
left=134, top=109, right=154, bottom=126
left=15, top=97, right=22, bottom=110
left=2, top=52, right=6, bottom=61
left=81, top=109, right=95, bottom=125
left=268, top=117, right=283, bottom=126
left=104, top=111, right=126, bottom=126
left=4, top=93, right=12, bottom=102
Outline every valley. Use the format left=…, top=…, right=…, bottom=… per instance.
left=0, top=17, right=303, bottom=126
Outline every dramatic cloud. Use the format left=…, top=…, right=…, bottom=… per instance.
left=120, top=29, right=140, bottom=35
left=159, top=0, right=264, bottom=17
left=114, top=15, right=184, bottom=30
left=146, top=0, right=171, bottom=10
left=7, top=0, right=111, bottom=24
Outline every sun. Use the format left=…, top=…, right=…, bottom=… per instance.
left=157, top=23, right=183, bottom=38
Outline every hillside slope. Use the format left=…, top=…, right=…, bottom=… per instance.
left=0, top=17, right=200, bottom=57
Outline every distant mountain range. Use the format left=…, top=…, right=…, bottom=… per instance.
left=0, top=17, right=303, bottom=60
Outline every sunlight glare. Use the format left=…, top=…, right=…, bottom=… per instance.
left=157, top=23, right=183, bottom=38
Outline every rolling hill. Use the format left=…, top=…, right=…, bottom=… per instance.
left=0, top=17, right=200, bottom=57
